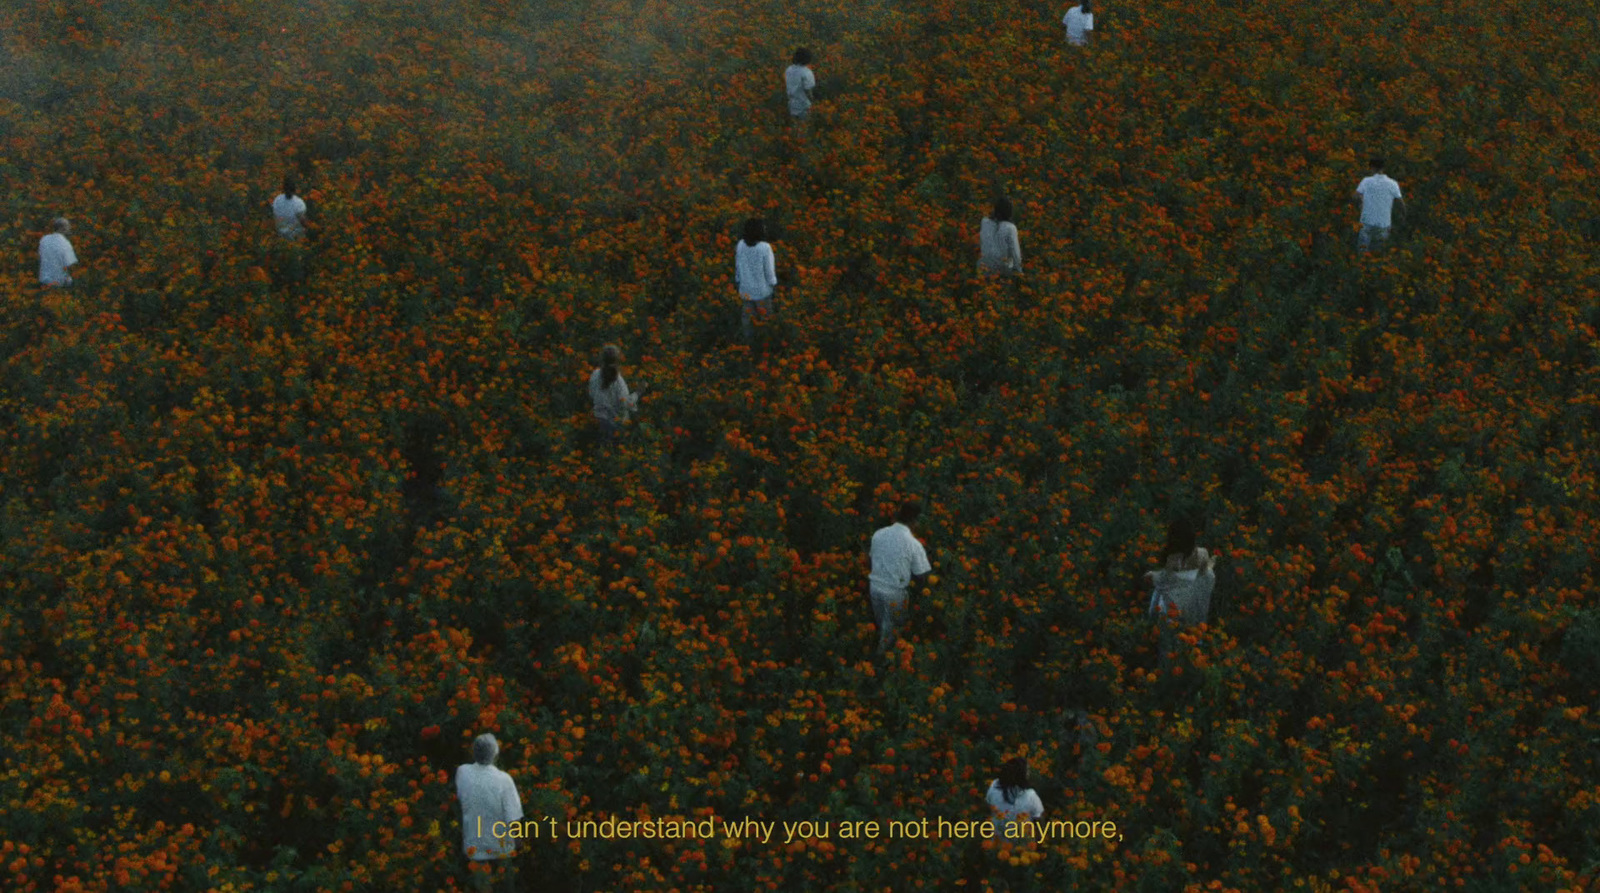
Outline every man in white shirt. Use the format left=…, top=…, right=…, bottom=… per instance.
left=272, top=176, right=308, bottom=240
left=785, top=48, right=816, bottom=124
left=38, top=218, right=77, bottom=287
left=456, top=734, right=522, bottom=892
left=1063, top=1, right=1094, bottom=46
left=1354, top=157, right=1405, bottom=252
left=868, top=501, right=933, bottom=654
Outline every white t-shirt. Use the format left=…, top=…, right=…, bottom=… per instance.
left=456, top=763, right=524, bottom=861
left=785, top=64, right=816, bottom=116
left=272, top=193, right=308, bottom=239
left=1356, top=174, right=1403, bottom=227
left=38, top=233, right=77, bottom=286
left=589, top=368, right=639, bottom=422
left=1063, top=7, right=1094, bottom=45
left=869, top=523, right=932, bottom=599
left=734, top=240, right=777, bottom=301
left=986, top=781, right=1045, bottom=837
left=979, top=218, right=1022, bottom=274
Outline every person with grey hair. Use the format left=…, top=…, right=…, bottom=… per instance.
left=455, top=733, right=523, bottom=892
left=38, top=217, right=77, bottom=287
left=588, top=344, right=645, bottom=445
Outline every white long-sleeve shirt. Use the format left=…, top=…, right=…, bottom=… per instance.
left=39, top=233, right=77, bottom=286
left=978, top=218, right=1022, bottom=274
left=456, top=763, right=523, bottom=860
left=735, top=239, right=777, bottom=301
left=589, top=368, right=640, bottom=422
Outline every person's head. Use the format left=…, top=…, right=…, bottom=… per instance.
left=1077, top=0, right=1091, bottom=12
left=895, top=500, right=922, bottom=527
left=998, top=757, right=1029, bottom=799
left=742, top=218, right=766, bottom=247
left=599, top=343, right=622, bottom=387
left=792, top=48, right=812, bottom=67
left=51, top=217, right=71, bottom=235
left=1164, top=519, right=1197, bottom=559
left=1369, top=156, right=1385, bottom=173
left=472, top=733, right=499, bottom=766
left=991, top=197, right=1013, bottom=224
left=282, top=175, right=298, bottom=199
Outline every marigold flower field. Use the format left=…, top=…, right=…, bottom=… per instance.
left=2, top=0, right=1598, bottom=890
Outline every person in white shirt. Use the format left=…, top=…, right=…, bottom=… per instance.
left=1354, top=157, right=1405, bottom=253
left=1146, top=519, right=1216, bottom=626
left=868, top=501, right=933, bottom=653
left=978, top=198, right=1023, bottom=276
left=734, top=218, right=778, bottom=340
left=588, top=344, right=645, bottom=445
left=785, top=48, right=816, bottom=124
left=272, top=176, right=308, bottom=240
left=38, top=218, right=77, bottom=287
left=456, top=734, right=522, bottom=892
left=985, top=757, right=1045, bottom=838
left=1063, top=0, right=1095, bottom=46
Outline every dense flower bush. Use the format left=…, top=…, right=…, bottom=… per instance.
left=2, top=0, right=1598, bottom=889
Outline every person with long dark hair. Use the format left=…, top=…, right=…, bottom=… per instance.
left=734, top=217, right=778, bottom=339
left=978, top=197, right=1023, bottom=276
left=985, top=757, right=1045, bottom=838
left=588, top=344, right=644, bottom=445
left=1146, top=519, right=1217, bottom=625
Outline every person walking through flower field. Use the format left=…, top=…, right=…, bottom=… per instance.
left=868, top=500, right=933, bottom=653
left=589, top=344, right=644, bottom=445
left=734, top=217, right=778, bottom=340
left=978, top=198, right=1024, bottom=276
left=38, top=217, right=78, bottom=288
left=1354, top=157, right=1405, bottom=253
left=1063, top=0, right=1095, bottom=46
left=1146, top=519, right=1216, bottom=625
left=785, top=48, right=816, bottom=127
left=270, top=175, right=310, bottom=285
left=985, top=757, right=1046, bottom=838
left=455, top=733, right=522, bottom=893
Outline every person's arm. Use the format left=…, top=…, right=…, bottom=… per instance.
left=764, top=244, right=777, bottom=288
left=1007, top=224, right=1023, bottom=273
left=805, top=69, right=816, bottom=102
left=1395, top=189, right=1407, bottom=221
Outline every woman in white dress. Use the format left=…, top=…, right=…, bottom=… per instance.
left=984, top=757, right=1045, bottom=838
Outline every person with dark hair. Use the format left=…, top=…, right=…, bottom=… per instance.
left=1146, top=519, right=1216, bottom=625
left=978, top=198, right=1023, bottom=276
left=588, top=344, right=644, bottom=444
left=38, top=217, right=77, bottom=287
left=985, top=757, right=1045, bottom=838
left=867, top=500, right=933, bottom=653
left=1354, top=157, right=1405, bottom=253
left=1063, top=0, right=1095, bottom=46
left=785, top=48, right=816, bottom=123
left=272, top=176, right=308, bottom=240
left=455, top=733, right=522, bottom=892
left=734, top=218, right=778, bottom=339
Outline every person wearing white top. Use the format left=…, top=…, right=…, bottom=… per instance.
left=1063, top=1, right=1095, bottom=46
left=986, top=758, right=1046, bottom=838
left=271, top=175, right=308, bottom=240
left=38, top=218, right=77, bottom=287
left=588, top=344, right=645, bottom=445
left=785, top=48, right=816, bottom=121
left=456, top=734, right=522, bottom=892
left=1354, top=157, right=1405, bottom=252
left=734, top=218, right=778, bottom=340
left=1146, top=519, right=1217, bottom=626
left=868, top=501, right=933, bottom=653
left=978, top=198, right=1023, bottom=276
